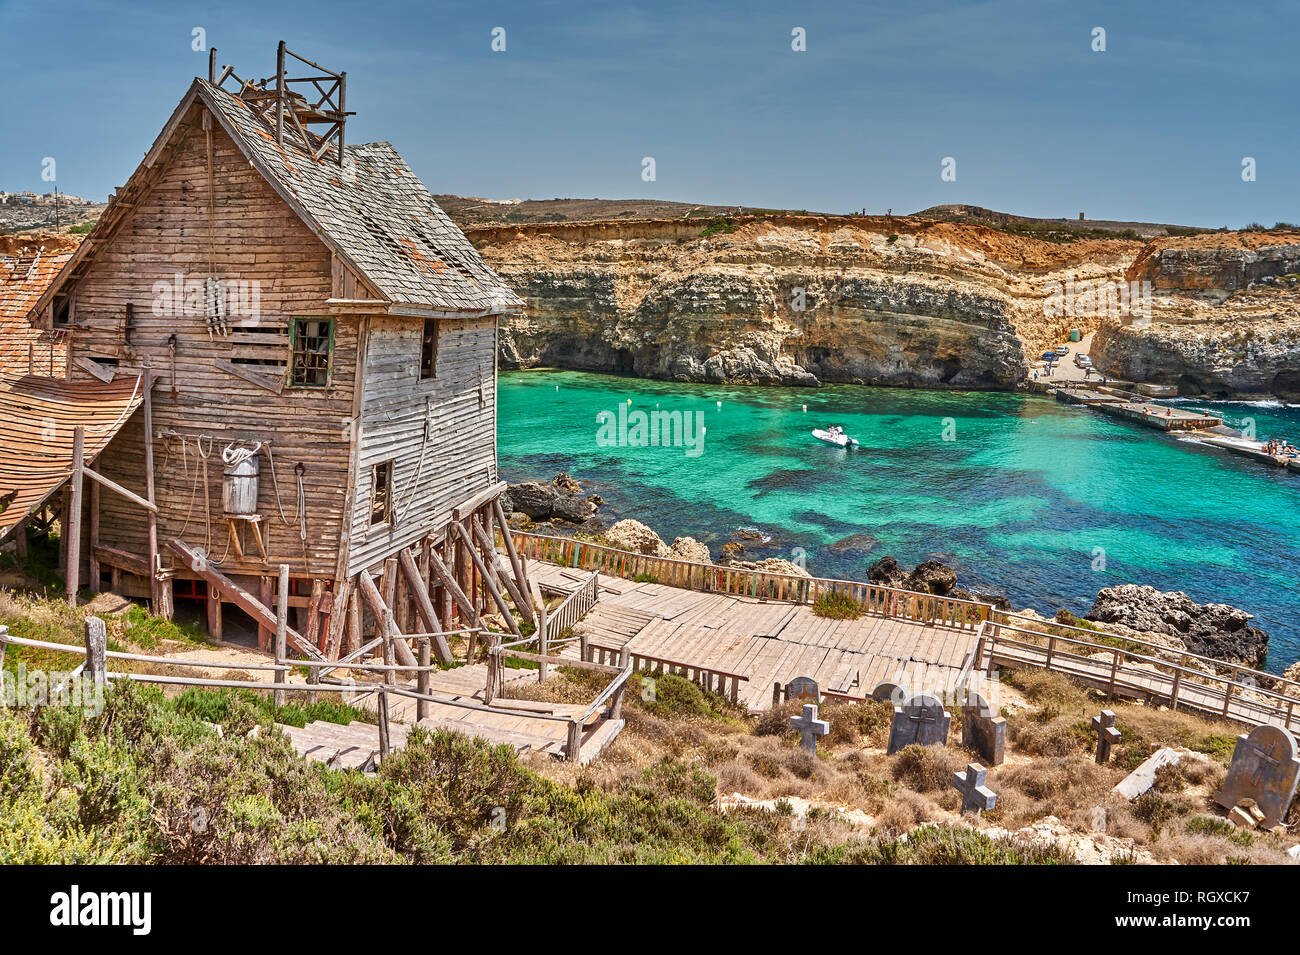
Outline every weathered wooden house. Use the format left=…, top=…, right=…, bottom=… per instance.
left=5, top=46, right=532, bottom=662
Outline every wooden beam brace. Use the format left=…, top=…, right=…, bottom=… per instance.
left=82, top=467, right=159, bottom=514
left=453, top=521, right=521, bottom=638
left=427, top=547, right=481, bottom=630
left=166, top=539, right=325, bottom=661
left=356, top=569, right=417, bottom=668
left=471, top=515, right=534, bottom=627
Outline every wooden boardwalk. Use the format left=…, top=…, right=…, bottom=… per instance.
left=531, top=562, right=979, bottom=712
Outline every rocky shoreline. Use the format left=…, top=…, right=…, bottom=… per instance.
left=502, top=473, right=1272, bottom=670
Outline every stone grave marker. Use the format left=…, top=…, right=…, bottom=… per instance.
left=1213, top=724, right=1300, bottom=828
left=1113, top=747, right=1182, bottom=800
left=871, top=681, right=908, bottom=704
left=952, top=763, right=997, bottom=814
left=1092, top=710, right=1121, bottom=764
left=961, top=689, right=1006, bottom=766
left=887, top=692, right=951, bottom=755
left=790, top=703, right=829, bottom=755
left=785, top=676, right=820, bottom=703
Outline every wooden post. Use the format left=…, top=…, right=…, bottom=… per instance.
left=206, top=583, right=223, bottom=639
left=417, top=637, right=430, bottom=722
left=1107, top=648, right=1120, bottom=701
left=0, top=624, right=7, bottom=671
left=356, top=568, right=417, bottom=668
left=493, top=498, right=530, bottom=597
left=324, top=579, right=351, bottom=660
left=258, top=575, right=273, bottom=651
left=1045, top=635, right=1056, bottom=670
left=65, top=427, right=85, bottom=605
left=1222, top=680, right=1234, bottom=719
left=83, top=616, right=107, bottom=688
left=377, top=688, right=390, bottom=759
left=1170, top=654, right=1186, bottom=711
left=611, top=681, right=626, bottom=721
left=12, top=518, right=26, bottom=564
left=274, top=563, right=289, bottom=707
left=484, top=650, right=497, bottom=705
left=566, top=719, right=582, bottom=763
left=346, top=586, right=361, bottom=657
left=88, top=481, right=100, bottom=593
left=427, top=547, right=482, bottom=630
left=142, top=363, right=165, bottom=617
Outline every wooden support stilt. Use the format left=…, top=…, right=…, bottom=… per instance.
left=206, top=583, right=223, bottom=639
left=12, top=518, right=26, bottom=563
left=471, top=515, right=533, bottom=627
left=453, top=520, right=521, bottom=637
left=274, top=563, right=288, bottom=707
left=65, top=426, right=84, bottom=605
left=324, top=578, right=350, bottom=660
left=345, top=586, right=361, bottom=656
left=142, top=363, right=165, bottom=617
left=258, top=575, right=273, bottom=651
left=427, top=546, right=481, bottom=631
left=88, top=481, right=100, bottom=593
left=417, top=637, right=430, bottom=721
left=304, top=578, right=325, bottom=649
left=398, top=548, right=452, bottom=663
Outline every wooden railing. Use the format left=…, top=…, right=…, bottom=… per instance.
left=0, top=620, right=608, bottom=762
left=513, top=532, right=992, bottom=631
left=982, top=612, right=1300, bottom=731
left=544, top=569, right=598, bottom=642
left=584, top=641, right=750, bottom=704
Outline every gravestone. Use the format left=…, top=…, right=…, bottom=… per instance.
left=786, top=676, right=820, bottom=704
left=1213, top=724, right=1300, bottom=828
left=789, top=703, right=830, bottom=755
left=1092, top=710, right=1121, bottom=764
left=952, top=762, right=997, bottom=814
left=1113, top=747, right=1182, bottom=800
left=961, top=690, right=1006, bottom=766
left=871, top=681, right=909, bottom=704
left=887, top=692, right=951, bottom=755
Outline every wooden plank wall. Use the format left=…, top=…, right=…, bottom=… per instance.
left=347, top=315, right=498, bottom=575
left=63, top=106, right=357, bottom=580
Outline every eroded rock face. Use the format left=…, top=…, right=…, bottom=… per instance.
left=503, top=474, right=597, bottom=524
left=1086, top=584, right=1269, bottom=668
left=1091, top=232, right=1300, bottom=399
left=475, top=216, right=1138, bottom=389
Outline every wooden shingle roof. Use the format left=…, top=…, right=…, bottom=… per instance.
left=0, top=236, right=73, bottom=378
left=197, top=79, right=524, bottom=315
left=28, top=79, right=524, bottom=321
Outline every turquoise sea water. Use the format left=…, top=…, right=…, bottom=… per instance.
left=498, top=370, right=1300, bottom=672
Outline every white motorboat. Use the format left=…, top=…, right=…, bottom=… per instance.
left=812, top=426, right=859, bottom=448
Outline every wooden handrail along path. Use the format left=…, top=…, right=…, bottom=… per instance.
left=512, top=531, right=991, bottom=630
left=982, top=611, right=1300, bottom=732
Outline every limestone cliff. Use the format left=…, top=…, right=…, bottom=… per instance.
left=472, top=216, right=1138, bottom=389
left=1091, top=232, right=1300, bottom=399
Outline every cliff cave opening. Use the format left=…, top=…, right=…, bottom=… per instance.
left=613, top=348, right=636, bottom=374
left=1272, top=369, right=1300, bottom=403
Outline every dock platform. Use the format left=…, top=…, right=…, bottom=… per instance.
left=1094, top=401, right=1222, bottom=432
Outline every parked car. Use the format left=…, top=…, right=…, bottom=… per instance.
left=1075, top=353, right=1093, bottom=368
left=1054, top=345, right=1070, bottom=356
left=1040, top=351, right=1058, bottom=362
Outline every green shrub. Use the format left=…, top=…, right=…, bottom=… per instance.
left=812, top=590, right=865, bottom=620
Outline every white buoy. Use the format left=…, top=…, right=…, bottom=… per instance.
left=627, top=398, right=632, bottom=405
left=802, top=404, right=807, bottom=412
left=716, top=400, right=722, bottom=409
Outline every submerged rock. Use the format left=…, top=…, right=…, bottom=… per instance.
left=1086, top=584, right=1269, bottom=668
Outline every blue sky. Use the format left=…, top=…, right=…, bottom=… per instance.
left=0, top=0, right=1293, bottom=227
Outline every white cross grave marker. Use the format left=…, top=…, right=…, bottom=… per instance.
left=952, top=762, right=997, bottom=814
left=790, top=703, right=829, bottom=755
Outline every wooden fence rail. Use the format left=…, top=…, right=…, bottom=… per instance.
left=512, top=531, right=991, bottom=630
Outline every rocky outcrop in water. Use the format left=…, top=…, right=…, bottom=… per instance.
left=475, top=215, right=1138, bottom=389
left=1085, top=584, right=1269, bottom=668
left=503, top=474, right=601, bottom=528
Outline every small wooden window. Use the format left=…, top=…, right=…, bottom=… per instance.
left=420, top=318, right=438, bottom=379
left=370, top=461, right=393, bottom=526
left=52, top=294, right=70, bottom=327
left=289, top=318, right=333, bottom=387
